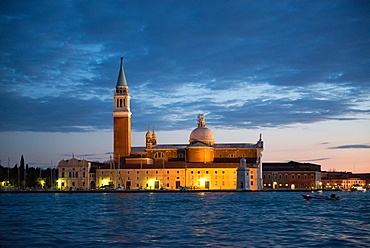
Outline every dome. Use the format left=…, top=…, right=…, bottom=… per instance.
left=189, top=115, right=215, bottom=146
left=189, top=127, right=215, bottom=144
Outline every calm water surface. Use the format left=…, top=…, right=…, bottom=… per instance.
left=1, top=191, right=369, bottom=247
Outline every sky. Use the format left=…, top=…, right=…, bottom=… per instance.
left=0, top=0, right=369, bottom=172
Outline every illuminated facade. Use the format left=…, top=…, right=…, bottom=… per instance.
left=57, top=156, right=92, bottom=190
left=103, top=58, right=264, bottom=190
left=262, top=161, right=322, bottom=190
left=57, top=58, right=264, bottom=191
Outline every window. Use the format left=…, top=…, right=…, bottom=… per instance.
left=215, top=171, right=218, bottom=174
left=72, top=182, right=75, bottom=186
left=292, top=174, right=295, bottom=179
left=297, top=174, right=301, bottom=179
left=206, top=171, right=209, bottom=174
left=146, top=171, right=148, bottom=174
left=61, top=182, right=64, bottom=186
left=268, top=174, right=271, bottom=179
left=304, top=174, right=307, bottom=179
left=285, top=174, right=288, bottom=179
left=177, top=171, right=179, bottom=174
left=128, top=171, right=130, bottom=174
left=76, top=172, right=78, bottom=178
left=176, top=177, right=180, bottom=180
left=279, top=174, right=282, bottom=179
left=137, top=171, right=139, bottom=174
left=263, top=174, right=266, bottom=179
left=83, top=172, right=85, bottom=177
left=198, top=171, right=200, bottom=174
left=228, top=154, right=236, bottom=158
left=156, top=171, right=158, bottom=174
left=154, top=152, right=164, bottom=158
left=222, top=171, right=225, bottom=174
left=167, top=171, right=170, bottom=174
left=191, top=171, right=194, bottom=174
left=62, top=172, right=65, bottom=177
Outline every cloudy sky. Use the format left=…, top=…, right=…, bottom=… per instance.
left=0, top=0, right=369, bottom=172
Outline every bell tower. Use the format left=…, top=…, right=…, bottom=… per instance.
left=113, top=57, right=131, bottom=163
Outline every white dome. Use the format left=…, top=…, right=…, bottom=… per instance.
left=189, top=127, right=215, bottom=145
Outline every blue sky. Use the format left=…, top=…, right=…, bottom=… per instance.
left=0, top=0, right=369, bottom=172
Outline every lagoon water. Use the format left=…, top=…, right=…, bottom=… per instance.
left=1, top=191, right=369, bottom=247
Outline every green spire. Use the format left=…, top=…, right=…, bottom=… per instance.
left=116, top=57, right=128, bottom=87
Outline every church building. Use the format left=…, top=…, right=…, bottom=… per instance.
left=59, top=58, right=264, bottom=191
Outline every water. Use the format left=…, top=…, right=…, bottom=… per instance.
left=1, top=191, right=369, bottom=247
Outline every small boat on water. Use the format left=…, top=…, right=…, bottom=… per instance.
left=302, top=194, right=341, bottom=201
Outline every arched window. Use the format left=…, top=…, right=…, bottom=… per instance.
left=154, top=152, right=164, bottom=158
left=228, top=154, right=236, bottom=158
left=178, top=153, right=184, bottom=158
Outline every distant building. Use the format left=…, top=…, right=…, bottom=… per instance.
left=321, top=171, right=369, bottom=190
left=57, top=156, right=103, bottom=190
left=262, top=161, right=321, bottom=190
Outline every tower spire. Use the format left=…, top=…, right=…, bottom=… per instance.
left=116, top=57, right=127, bottom=87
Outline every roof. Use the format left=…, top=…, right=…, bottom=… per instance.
left=149, top=144, right=188, bottom=149
left=134, top=143, right=260, bottom=150
left=214, top=143, right=259, bottom=148
left=116, top=58, right=128, bottom=87
left=263, top=161, right=321, bottom=172
left=187, top=142, right=211, bottom=148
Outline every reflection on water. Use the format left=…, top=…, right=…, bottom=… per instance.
left=1, top=191, right=369, bottom=247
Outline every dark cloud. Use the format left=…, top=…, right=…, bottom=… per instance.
left=328, top=145, right=370, bottom=149
left=303, top=158, right=330, bottom=162
left=0, top=1, right=369, bottom=132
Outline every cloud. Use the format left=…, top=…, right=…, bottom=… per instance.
left=302, top=158, right=330, bottom=162
left=328, top=145, right=370, bottom=149
left=0, top=1, right=369, bottom=133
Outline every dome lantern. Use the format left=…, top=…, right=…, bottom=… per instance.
left=189, top=115, right=215, bottom=146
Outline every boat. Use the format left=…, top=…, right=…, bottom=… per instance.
left=351, top=185, right=366, bottom=192
left=302, top=194, right=341, bottom=201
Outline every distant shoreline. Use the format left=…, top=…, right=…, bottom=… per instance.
left=0, top=189, right=318, bottom=194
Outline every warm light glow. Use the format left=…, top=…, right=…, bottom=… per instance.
left=199, top=178, right=207, bottom=186
left=102, top=178, right=110, bottom=185
left=39, top=180, right=45, bottom=187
